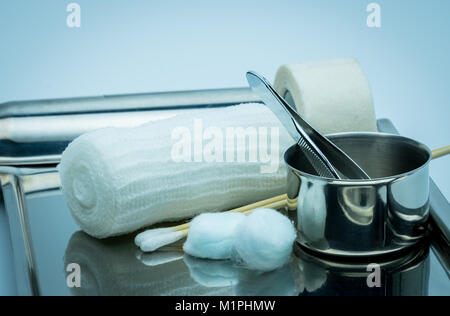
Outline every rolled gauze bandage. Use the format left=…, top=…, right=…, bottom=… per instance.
left=58, top=103, right=293, bottom=239
left=274, top=57, right=377, bottom=135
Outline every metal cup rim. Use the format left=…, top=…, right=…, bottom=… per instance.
left=284, top=132, right=432, bottom=184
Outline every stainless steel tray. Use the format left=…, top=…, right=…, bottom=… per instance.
left=0, top=88, right=260, bottom=165
left=0, top=107, right=449, bottom=295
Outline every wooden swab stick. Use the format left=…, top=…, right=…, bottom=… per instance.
left=172, top=194, right=287, bottom=232
left=432, top=145, right=450, bottom=160
left=136, top=194, right=288, bottom=252
left=174, top=198, right=288, bottom=239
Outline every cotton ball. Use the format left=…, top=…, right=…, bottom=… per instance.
left=183, top=212, right=246, bottom=259
left=232, top=208, right=297, bottom=272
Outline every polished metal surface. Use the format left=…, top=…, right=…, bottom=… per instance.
left=0, top=88, right=261, bottom=166
left=0, top=118, right=448, bottom=296
left=377, top=119, right=450, bottom=276
left=294, top=242, right=431, bottom=296
left=246, top=71, right=370, bottom=180
left=61, top=232, right=433, bottom=296
left=285, top=132, right=432, bottom=256
left=0, top=87, right=259, bottom=118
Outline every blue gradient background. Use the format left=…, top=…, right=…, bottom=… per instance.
left=0, top=0, right=449, bottom=295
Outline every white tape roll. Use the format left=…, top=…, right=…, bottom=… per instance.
left=274, top=57, right=377, bottom=135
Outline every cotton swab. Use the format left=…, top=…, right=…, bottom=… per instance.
left=134, top=227, right=173, bottom=247
left=139, top=230, right=188, bottom=252
left=135, top=194, right=288, bottom=252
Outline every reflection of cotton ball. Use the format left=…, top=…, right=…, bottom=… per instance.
left=298, top=183, right=327, bottom=242
left=184, top=255, right=242, bottom=287
left=233, top=208, right=297, bottom=272
left=183, top=212, right=246, bottom=259
left=297, top=260, right=327, bottom=293
left=234, top=263, right=297, bottom=296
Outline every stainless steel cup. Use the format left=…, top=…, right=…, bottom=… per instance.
left=285, top=132, right=432, bottom=257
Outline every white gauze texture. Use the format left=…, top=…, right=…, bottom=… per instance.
left=274, top=57, right=377, bottom=135
left=183, top=212, right=246, bottom=259
left=232, top=208, right=296, bottom=272
left=58, top=103, right=293, bottom=239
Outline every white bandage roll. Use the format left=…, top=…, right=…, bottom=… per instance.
left=58, top=103, right=293, bottom=239
left=274, top=57, right=377, bottom=135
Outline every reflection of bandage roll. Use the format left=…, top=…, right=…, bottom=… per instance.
left=274, top=58, right=377, bottom=135
left=64, top=231, right=231, bottom=296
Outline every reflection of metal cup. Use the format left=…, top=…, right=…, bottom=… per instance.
left=294, top=242, right=430, bottom=296
left=285, top=133, right=431, bottom=257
